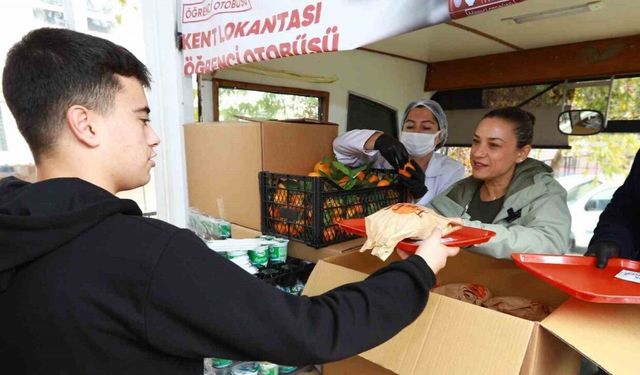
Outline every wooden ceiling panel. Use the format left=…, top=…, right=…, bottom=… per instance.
left=457, top=0, right=640, bottom=50
left=362, top=23, right=513, bottom=63
left=362, top=0, right=640, bottom=64
left=425, top=34, right=640, bottom=91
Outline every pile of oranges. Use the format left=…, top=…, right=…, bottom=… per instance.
left=308, top=158, right=393, bottom=190
left=264, top=157, right=403, bottom=244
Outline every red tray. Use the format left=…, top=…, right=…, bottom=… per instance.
left=338, top=218, right=495, bottom=252
left=512, top=253, right=640, bottom=304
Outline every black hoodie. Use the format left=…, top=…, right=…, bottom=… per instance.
left=0, top=177, right=435, bottom=375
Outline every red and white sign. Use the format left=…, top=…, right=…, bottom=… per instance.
left=182, top=0, right=253, bottom=23
left=449, top=0, right=528, bottom=19
left=179, top=0, right=527, bottom=74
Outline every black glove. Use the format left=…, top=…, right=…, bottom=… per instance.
left=374, top=133, right=409, bottom=169
left=398, top=159, right=428, bottom=199
left=585, top=240, right=620, bottom=268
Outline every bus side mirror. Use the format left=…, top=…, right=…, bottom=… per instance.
left=558, top=110, right=604, bottom=136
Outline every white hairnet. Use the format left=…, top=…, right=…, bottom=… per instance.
left=400, top=99, right=448, bottom=149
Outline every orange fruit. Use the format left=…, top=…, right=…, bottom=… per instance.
left=273, top=222, right=288, bottom=235
left=399, top=161, right=415, bottom=178
left=355, top=171, right=366, bottom=181
left=323, top=227, right=336, bottom=241
left=377, top=179, right=391, bottom=187
left=289, top=223, right=304, bottom=237
left=338, top=176, right=350, bottom=188
left=308, top=172, right=321, bottom=177
left=345, top=205, right=364, bottom=219
left=267, top=205, right=280, bottom=218
left=288, top=192, right=302, bottom=206
left=368, top=174, right=379, bottom=184
left=353, top=203, right=364, bottom=215
left=313, top=161, right=330, bottom=176
left=274, top=187, right=288, bottom=204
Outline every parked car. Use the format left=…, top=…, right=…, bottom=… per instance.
left=557, top=175, right=623, bottom=252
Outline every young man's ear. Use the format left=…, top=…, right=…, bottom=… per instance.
left=66, top=105, right=100, bottom=147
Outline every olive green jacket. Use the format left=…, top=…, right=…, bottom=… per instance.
left=427, top=158, right=571, bottom=259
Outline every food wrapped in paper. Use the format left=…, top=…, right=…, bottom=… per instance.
left=360, top=203, right=462, bottom=260
left=432, top=283, right=493, bottom=306
left=483, top=296, right=553, bottom=321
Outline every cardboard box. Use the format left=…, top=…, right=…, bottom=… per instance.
left=230, top=223, right=262, bottom=239
left=184, top=121, right=337, bottom=230
left=324, top=356, right=394, bottom=374
left=304, top=250, right=640, bottom=375
left=288, top=238, right=365, bottom=263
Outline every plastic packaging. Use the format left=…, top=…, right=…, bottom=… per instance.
left=278, top=365, right=298, bottom=374
left=204, top=358, right=235, bottom=375
left=227, top=250, right=258, bottom=274
left=269, top=239, right=288, bottom=264
left=206, top=239, right=262, bottom=252
left=187, top=208, right=231, bottom=240
left=257, top=362, right=278, bottom=375
left=231, top=362, right=260, bottom=375
left=248, top=245, right=269, bottom=268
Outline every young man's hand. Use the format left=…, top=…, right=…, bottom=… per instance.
left=374, top=133, right=409, bottom=169
left=413, top=227, right=460, bottom=274
left=585, top=240, right=620, bottom=268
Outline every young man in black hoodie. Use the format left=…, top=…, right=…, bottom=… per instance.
left=0, top=28, right=459, bottom=374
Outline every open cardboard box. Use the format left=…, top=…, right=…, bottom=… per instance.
left=304, top=249, right=640, bottom=375
left=288, top=238, right=365, bottom=263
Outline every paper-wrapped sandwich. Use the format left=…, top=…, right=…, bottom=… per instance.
left=361, top=203, right=462, bottom=260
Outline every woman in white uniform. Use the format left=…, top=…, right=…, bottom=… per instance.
left=333, top=99, right=465, bottom=205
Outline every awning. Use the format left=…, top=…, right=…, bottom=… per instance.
left=179, top=0, right=527, bottom=75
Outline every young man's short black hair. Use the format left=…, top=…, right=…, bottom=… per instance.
left=2, top=27, right=151, bottom=163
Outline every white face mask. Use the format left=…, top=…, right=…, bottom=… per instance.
left=400, top=131, right=440, bottom=157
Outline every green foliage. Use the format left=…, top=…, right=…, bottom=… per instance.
left=193, top=88, right=199, bottom=121
left=568, top=133, right=640, bottom=176
left=218, top=88, right=320, bottom=121
left=564, top=77, right=640, bottom=177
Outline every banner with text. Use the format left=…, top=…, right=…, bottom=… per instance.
left=179, top=0, right=527, bottom=75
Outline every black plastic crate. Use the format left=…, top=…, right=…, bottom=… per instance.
left=255, top=257, right=315, bottom=292
left=259, top=170, right=407, bottom=248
